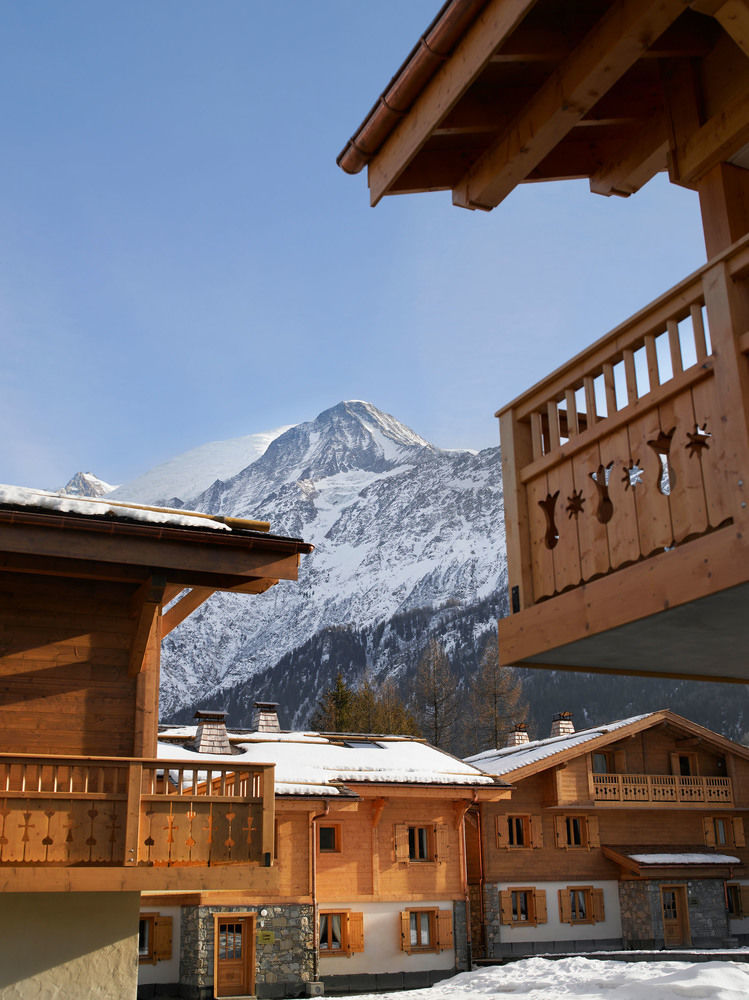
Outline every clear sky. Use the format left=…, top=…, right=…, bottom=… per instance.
left=1, top=1, right=708, bottom=490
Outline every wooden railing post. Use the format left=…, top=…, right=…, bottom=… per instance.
left=261, top=765, right=275, bottom=863
left=124, top=763, right=143, bottom=867
left=498, top=407, right=535, bottom=612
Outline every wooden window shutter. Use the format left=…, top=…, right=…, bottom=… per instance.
left=530, top=815, right=543, bottom=848
left=613, top=749, right=626, bottom=772
left=153, top=916, right=173, bottom=962
left=554, top=815, right=566, bottom=848
left=733, top=817, right=746, bottom=848
left=703, top=817, right=717, bottom=847
left=587, top=815, right=600, bottom=848
left=347, top=912, right=364, bottom=954
left=400, top=911, right=411, bottom=953
left=434, top=824, right=449, bottom=862
left=558, top=889, right=572, bottom=924
left=394, top=824, right=409, bottom=862
left=499, top=890, right=513, bottom=925
left=670, top=752, right=681, bottom=776
left=534, top=890, right=548, bottom=924
left=496, top=815, right=508, bottom=849
left=436, top=910, right=453, bottom=951
left=740, top=886, right=749, bottom=918
left=591, top=889, right=605, bottom=923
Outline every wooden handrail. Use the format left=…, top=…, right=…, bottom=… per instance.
left=592, top=773, right=733, bottom=804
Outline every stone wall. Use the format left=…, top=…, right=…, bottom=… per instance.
left=453, top=900, right=469, bottom=971
left=180, top=903, right=314, bottom=1000
left=620, top=879, right=730, bottom=949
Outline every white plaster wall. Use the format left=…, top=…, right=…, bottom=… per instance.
left=495, top=881, right=622, bottom=945
left=137, top=906, right=181, bottom=986
left=318, top=900, right=455, bottom=977
left=0, top=892, right=140, bottom=1000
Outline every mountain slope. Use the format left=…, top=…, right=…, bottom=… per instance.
left=59, top=472, right=117, bottom=497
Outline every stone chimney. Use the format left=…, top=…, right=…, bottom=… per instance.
left=550, top=711, right=575, bottom=738
left=253, top=701, right=281, bottom=733
left=192, top=710, right=232, bottom=755
left=504, top=723, right=530, bottom=747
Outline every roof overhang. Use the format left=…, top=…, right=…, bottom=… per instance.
left=339, top=0, right=749, bottom=208
left=602, top=844, right=743, bottom=878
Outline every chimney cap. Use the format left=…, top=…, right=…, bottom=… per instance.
left=552, top=711, right=573, bottom=721
left=253, top=701, right=279, bottom=711
left=194, top=709, right=228, bottom=722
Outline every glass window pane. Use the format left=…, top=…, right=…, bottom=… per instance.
left=320, top=914, right=329, bottom=948
left=331, top=914, right=342, bottom=950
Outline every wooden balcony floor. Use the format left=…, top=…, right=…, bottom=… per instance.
left=500, top=569, right=749, bottom=683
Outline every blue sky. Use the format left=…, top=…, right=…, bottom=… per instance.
left=1, top=1, right=708, bottom=490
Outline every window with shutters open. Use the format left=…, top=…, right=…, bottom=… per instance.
left=554, top=814, right=599, bottom=850
left=704, top=816, right=745, bottom=849
left=319, top=910, right=364, bottom=957
left=394, top=824, right=449, bottom=863
left=726, top=882, right=749, bottom=918
left=499, top=888, right=547, bottom=926
left=496, top=814, right=543, bottom=849
left=558, top=886, right=605, bottom=924
left=399, top=909, right=453, bottom=953
left=138, top=913, right=173, bottom=964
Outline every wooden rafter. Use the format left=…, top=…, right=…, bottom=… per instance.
left=161, top=586, right=215, bottom=637
left=590, top=111, right=670, bottom=196
left=368, top=0, right=537, bottom=206
left=452, top=0, right=688, bottom=210
left=714, top=0, right=749, bottom=56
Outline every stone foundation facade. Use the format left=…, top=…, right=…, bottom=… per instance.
left=619, top=879, right=731, bottom=949
left=179, top=903, right=315, bottom=1000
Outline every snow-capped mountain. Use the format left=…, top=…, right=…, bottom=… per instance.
left=108, top=425, right=293, bottom=507
left=157, top=401, right=507, bottom=725
left=59, top=471, right=118, bottom=497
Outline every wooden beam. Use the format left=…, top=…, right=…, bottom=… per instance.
left=129, top=576, right=166, bottom=677
left=714, top=0, right=749, bottom=58
left=368, top=0, right=537, bottom=205
left=677, top=85, right=749, bottom=185
left=590, top=113, right=670, bottom=196
left=452, top=0, right=687, bottom=210
left=160, top=586, right=216, bottom=637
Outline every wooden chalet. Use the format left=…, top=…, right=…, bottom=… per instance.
left=465, top=709, right=749, bottom=955
left=338, top=0, right=749, bottom=683
left=139, top=708, right=509, bottom=999
left=0, top=485, right=311, bottom=999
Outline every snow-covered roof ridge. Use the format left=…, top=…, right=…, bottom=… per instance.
left=465, top=713, right=657, bottom=777
left=157, top=726, right=502, bottom=796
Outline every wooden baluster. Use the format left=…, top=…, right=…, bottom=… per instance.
left=547, top=400, right=561, bottom=451
left=583, top=376, right=598, bottom=425
left=691, top=302, right=708, bottom=361
left=667, top=319, right=683, bottom=375
left=531, top=411, right=544, bottom=459
left=603, top=363, right=617, bottom=417
left=645, top=333, right=660, bottom=390
left=623, top=349, right=638, bottom=405
left=564, top=389, right=578, bottom=438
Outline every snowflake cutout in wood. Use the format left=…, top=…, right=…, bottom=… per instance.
left=685, top=422, right=711, bottom=458
left=622, top=461, right=644, bottom=490
left=566, top=489, right=585, bottom=519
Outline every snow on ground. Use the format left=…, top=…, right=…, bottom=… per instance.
left=346, top=957, right=749, bottom=1000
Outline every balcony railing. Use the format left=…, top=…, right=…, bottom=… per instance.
left=0, top=754, right=274, bottom=867
left=499, top=234, right=749, bottom=610
left=593, top=773, right=733, bottom=805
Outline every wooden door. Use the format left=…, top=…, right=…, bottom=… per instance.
left=214, top=915, right=254, bottom=997
left=661, top=886, right=690, bottom=947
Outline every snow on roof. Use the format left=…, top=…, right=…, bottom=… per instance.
left=0, top=483, right=232, bottom=532
left=629, top=853, right=740, bottom=866
left=465, top=714, right=655, bottom=776
left=158, top=728, right=499, bottom=796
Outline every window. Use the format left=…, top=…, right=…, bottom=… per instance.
left=726, top=883, right=749, bottom=918
left=496, top=814, right=543, bottom=849
left=591, top=752, right=612, bottom=774
left=499, top=887, right=548, bottom=926
left=318, top=823, right=341, bottom=853
left=400, top=909, right=454, bottom=954
left=318, top=910, right=364, bottom=957
left=394, top=823, right=448, bottom=863
left=558, top=886, right=605, bottom=925
left=554, top=814, right=599, bottom=850
left=670, top=751, right=698, bottom=777
left=704, top=816, right=746, bottom=849
left=138, top=913, right=173, bottom=965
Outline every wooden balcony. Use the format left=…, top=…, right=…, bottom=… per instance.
left=498, top=235, right=749, bottom=682
left=0, top=754, right=277, bottom=893
left=593, top=773, right=733, bottom=806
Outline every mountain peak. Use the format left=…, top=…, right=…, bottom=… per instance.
left=58, top=471, right=117, bottom=498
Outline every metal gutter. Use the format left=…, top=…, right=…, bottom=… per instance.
left=336, top=0, right=488, bottom=175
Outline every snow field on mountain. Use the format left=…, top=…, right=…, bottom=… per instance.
left=348, top=957, right=749, bottom=1000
